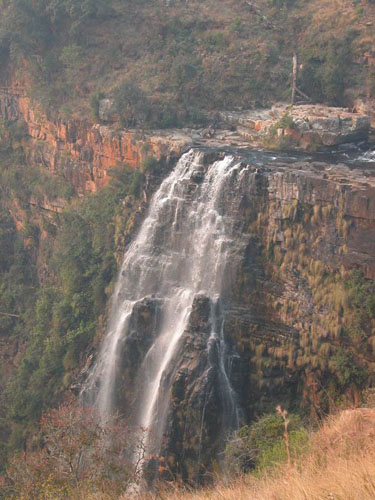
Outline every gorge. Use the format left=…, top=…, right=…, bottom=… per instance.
left=2, top=1, right=375, bottom=496
left=2, top=95, right=375, bottom=490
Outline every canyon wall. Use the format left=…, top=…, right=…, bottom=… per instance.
left=2, top=88, right=375, bottom=482
left=123, top=151, right=375, bottom=482
left=0, top=89, right=192, bottom=194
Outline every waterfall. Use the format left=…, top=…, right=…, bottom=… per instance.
left=82, top=149, right=249, bottom=467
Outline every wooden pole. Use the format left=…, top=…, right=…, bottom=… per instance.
left=296, top=86, right=310, bottom=101
left=0, top=312, right=20, bottom=318
left=292, top=53, right=298, bottom=105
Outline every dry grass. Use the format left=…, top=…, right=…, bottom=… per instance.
left=123, top=409, right=375, bottom=500
left=76, top=409, right=375, bottom=499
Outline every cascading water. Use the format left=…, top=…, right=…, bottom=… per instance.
left=82, top=149, right=251, bottom=469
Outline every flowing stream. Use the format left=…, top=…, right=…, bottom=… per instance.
left=82, top=149, right=248, bottom=464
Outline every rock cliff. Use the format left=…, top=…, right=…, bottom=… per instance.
left=87, top=148, right=375, bottom=483
left=220, top=104, right=371, bottom=150
left=2, top=89, right=373, bottom=198
left=0, top=90, right=193, bottom=194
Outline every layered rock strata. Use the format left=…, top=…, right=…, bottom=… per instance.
left=2, top=89, right=373, bottom=198
left=0, top=90, right=193, bottom=194
left=104, top=150, right=375, bottom=482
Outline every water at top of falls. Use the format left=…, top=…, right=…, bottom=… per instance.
left=82, top=148, right=249, bottom=461
left=354, top=149, right=375, bottom=163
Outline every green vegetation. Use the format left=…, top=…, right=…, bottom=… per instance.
left=225, top=411, right=308, bottom=475
left=331, top=349, right=367, bottom=389
left=299, top=38, right=350, bottom=105
left=89, top=89, right=104, bottom=120
left=270, top=112, right=296, bottom=134
left=263, top=111, right=297, bottom=150
left=3, top=167, right=145, bottom=453
left=0, top=119, right=155, bottom=465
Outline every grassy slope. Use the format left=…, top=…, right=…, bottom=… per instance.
left=169, top=408, right=375, bottom=500
left=30, top=407, right=375, bottom=499
left=121, top=409, right=375, bottom=499
left=4, top=0, right=375, bottom=121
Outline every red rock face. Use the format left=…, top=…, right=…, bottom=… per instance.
left=1, top=92, right=191, bottom=194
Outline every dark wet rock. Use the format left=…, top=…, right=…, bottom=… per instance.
left=114, top=296, right=163, bottom=415
left=188, top=294, right=211, bottom=334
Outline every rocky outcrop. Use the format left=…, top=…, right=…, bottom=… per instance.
left=158, top=294, right=220, bottom=483
left=114, top=296, right=163, bottom=416
left=355, top=98, right=375, bottom=128
left=220, top=104, right=371, bottom=150
left=0, top=89, right=21, bottom=121
left=2, top=89, right=372, bottom=197
left=99, top=98, right=119, bottom=122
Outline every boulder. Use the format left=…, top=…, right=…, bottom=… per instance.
left=98, top=98, right=119, bottom=122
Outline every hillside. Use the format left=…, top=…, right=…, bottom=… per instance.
left=1, top=0, right=375, bottom=124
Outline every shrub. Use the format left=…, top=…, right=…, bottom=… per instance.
left=299, top=37, right=353, bottom=105
left=113, top=80, right=151, bottom=129
left=331, top=349, right=367, bottom=389
left=269, top=0, right=296, bottom=7
left=225, top=411, right=308, bottom=475
left=141, top=156, right=160, bottom=174
left=60, top=44, right=83, bottom=70
left=89, top=89, right=105, bottom=121
left=269, top=112, right=296, bottom=136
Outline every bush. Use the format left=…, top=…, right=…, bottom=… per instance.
left=113, top=81, right=150, bottom=129
left=89, top=89, right=105, bottom=121
left=225, top=411, right=308, bottom=475
left=299, top=37, right=353, bottom=105
left=269, top=0, right=297, bottom=7
left=141, top=156, right=160, bottom=174
left=331, top=349, right=367, bottom=389
left=269, top=112, right=296, bottom=136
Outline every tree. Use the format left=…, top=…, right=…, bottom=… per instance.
left=113, top=80, right=151, bottom=128
left=3, top=401, right=145, bottom=499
